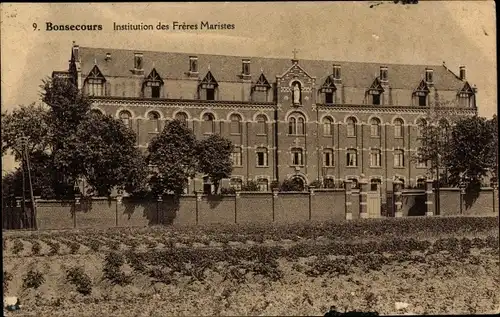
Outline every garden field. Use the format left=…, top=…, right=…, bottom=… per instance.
left=3, top=216, right=499, bottom=316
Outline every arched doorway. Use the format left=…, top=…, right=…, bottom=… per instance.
left=289, top=175, right=306, bottom=191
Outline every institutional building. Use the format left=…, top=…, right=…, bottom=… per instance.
left=52, top=43, right=478, bottom=194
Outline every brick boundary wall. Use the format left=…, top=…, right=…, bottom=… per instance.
left=2, top=186, right=498, bottom=230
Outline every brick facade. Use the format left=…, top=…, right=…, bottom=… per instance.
left=53, top=43, right=478, bottom=194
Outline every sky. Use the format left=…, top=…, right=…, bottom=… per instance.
left=1, top=1, right=497, bottom=173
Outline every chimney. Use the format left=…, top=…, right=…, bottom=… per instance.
left=333, top=64, right=341, bottom=81
left=134, top=52, right=143, bottom=70
left=380, top=66, right=388, bottom=82
left=425, top=68, right=434, bottom=84
left=105, top=52, right=111, bottom=61
left=459, top=66, right=466, bottom=80
left=72, top=42, right=80, bottom=62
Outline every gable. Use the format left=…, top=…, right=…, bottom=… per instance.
left=145, top=68, right=164, bottom=84
left=86, top=65, right=106, bottom=81
left=200, top=70, right=218, bottom=87
left=368, top=78, right=384, bottom=92
left=320, top=75, right=336, bottom=91
left=415, top=79, right=430, bottom=92
left=254, top=73, right=271, bottom=87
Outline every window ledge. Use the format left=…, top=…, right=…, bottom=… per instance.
left=394, top=166, right=406, bottom=169
left=256, top=165, right=269, bottom=168
left=256, top=133, right=268, bottom=136
left=347, top=135, right=357, bottom=138
left=290, top=165, right=305, bottom=168
left=369, top=166, right=382, bottom=168
left=287, top=134, right=306, bottom=137
left=346, top=166, right=358, bottom=168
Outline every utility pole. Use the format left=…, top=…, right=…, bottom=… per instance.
left=21, top=136, right=37, bottom=230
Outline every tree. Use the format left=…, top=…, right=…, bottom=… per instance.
left=196, top=134, right=233, bottom=194
left=443, top=116, right=497, bottom=193
left=69, top=113, right=148, bottom=196
left=280, top=179, right=304, bottom=192
left=147, top=120, right=198, bottom=197
left=241, top=180, right=259, bottom=191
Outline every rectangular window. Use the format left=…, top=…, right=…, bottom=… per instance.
left=325, top=92, right=333, bottom=104
left=88, top=79, right=104, bottom=96
left=347, top=150, right=357, bottom=167
left=151, top=85, right=160, bottom=98
left=323, top=150, right=334, bottom=167
left=372, top=94, right=381, bottom=105
left=230, top=178, right=242, bottom=191
left=394, top=150, right=405, bottom=167
left=206, top=88, right=215, bottom=101
left=426, top=69, right=433, bottom=83
left=257, top=179, right=268, bottom=191
left=256, top=148, right=268, bottom=167
left=333, top=65, right=341, bottom=80
left=292, top=149, right=303, bottom=166
left=418, top=95, right=427, bottom=107
left=134, top=54, right=143, bottom=70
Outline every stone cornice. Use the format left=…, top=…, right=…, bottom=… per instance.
left=316, top=104, right=478, bottom=115
left=89, top=96, right=275, bottom=110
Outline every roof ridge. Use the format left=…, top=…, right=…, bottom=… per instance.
left=79, top=46, right=446, bottom=68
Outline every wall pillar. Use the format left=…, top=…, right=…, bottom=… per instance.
left=272, top=189, right=279, bottom=222
left=393, top=180, right=403, bottom=217
left=425, top=179, right=435, bottom=216
left=345, top=180, right=353, bottom=220
left=195, top=191, right=202, bottom=225
left=235, top=190, right=240, bottom=224
left=359, top=174, right=369, bottom=219
left=309, top=187, right=315, bottom=221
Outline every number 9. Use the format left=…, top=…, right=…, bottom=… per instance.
left=33, top=23, right=37, bottom=30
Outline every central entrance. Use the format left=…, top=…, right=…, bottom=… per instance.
left=287, top=175, right=306, bottom=191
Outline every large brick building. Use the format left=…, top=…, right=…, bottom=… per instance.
left=52, top=43, right=478, bottom=194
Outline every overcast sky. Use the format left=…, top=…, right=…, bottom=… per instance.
left=1, top=1, right=497, bottom=172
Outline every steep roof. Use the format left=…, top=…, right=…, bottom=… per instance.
left=78, top=46, right=466, bottom=91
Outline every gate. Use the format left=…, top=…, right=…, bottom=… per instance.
left=366, top=190, right=381, bottom=218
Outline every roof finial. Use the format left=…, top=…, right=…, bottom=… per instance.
left=152, top=61, right=155, bottom=68
left=260, top=67, right=263, bottom=73
left=292, top=48, right=299, bottom=60
left=208, top=63, right=211, bottom=70
left=94, top=58, right=97, bottom=65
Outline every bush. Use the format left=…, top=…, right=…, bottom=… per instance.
left=23, top=269, right=45, bottom=289
left=12, top=239, right=24, bottom=255
left=220, top=187, right=236, bottom=195
left=242, top=180, right=259, bottom=191
left=31, top=240, right=42, bottom=255
left=88, top=239, right=101, bottom=252
left=309, top=180, right=323, bottom=189
left=66, top=267, right=92, bottom=295
left=3, top=271, right=13, bottom=292
left=68, top=241, right=80, bottom=254
left=103, top=252, right=132, bottom=286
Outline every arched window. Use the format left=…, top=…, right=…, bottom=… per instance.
left=288, top=112, right=306, bottom=135
left=370, top=178, right=382, bottom=191
left=256, top=114, right=267, bottom=135
left=323, top=117, right=333, bottom=136
left=90, top=109, right=103, bottom=116
left=288, top=117, right=296, bottom=135
left=119, top=110, right=132, bottom=128
left=394, top=118, right=404, bottom=138
left=297, top=117, right=305, bottom=135
left=370, top=118, right=381, bottom=137
left=257, top=178, right=269, bottom=191
left=202, top=113, right=215, bottom=134
left=230, top=177, right=243, bottom=191
left=230, top=114, right=242, bottom=134
left=291, top=148, right=303, bottom=166
left=148, top=111, right=160, bottom=133
left=232, top=146, right=242, bottom=166
left=416, top=118, right=427, bottom=138
left=324, top=178, right=335, bottom=189
left=346, top=117, right=357, bottom=137
left=416, top=177, right=426, bottom=189
left=175, top=112, right=188, bottom=125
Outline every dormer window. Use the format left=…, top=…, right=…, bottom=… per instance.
left=199, top=71, right=218, bottom=100
left=425, top=68, right=434, bottom=84
left=458, top=82, right=475, bottom=107
left=134, top=53, right=143, bottom=70
left=333, top=64, right=341, bottom=80
left=143, top=68, right=164, bottom=98
left=414, top=79, right=430, bottom=107
left=380, top=66, right=388, bottom=82
left=252, top=72, right=271, bottom=102
left=85, top=65, right=106, bottom=96
left=189, top=56, right=198, bottom=73
left=367, top=78, right=384, bottom=105
left=320, top=76, right=337, bottom=104
left=242, top=59, right=250, bottom=76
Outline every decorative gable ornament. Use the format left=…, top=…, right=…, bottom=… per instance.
left=87, top=65, right=106, bottom=81
left=458, top=82, right=475, bottom=97
left=144, top=68, right=164, bottom=87
left=200, top=71, right=218, bottom=89
left=368, top=77, right=384, bottom=95
left=414, top=79, right=430, bottom=96
left=320, top=76, right=337, bottom=93
left=253, top=73, right=271, bottom=92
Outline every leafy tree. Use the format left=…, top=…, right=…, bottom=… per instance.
left=147, top=120, right=198, bottom=197
left=196, top=134, right=233, bottom=194
left=69, top=113, right=148, bottom=196
left=443, top=116, right=497, bottom=193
